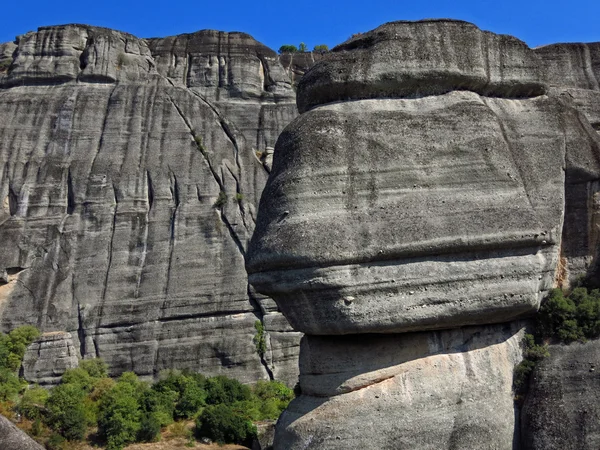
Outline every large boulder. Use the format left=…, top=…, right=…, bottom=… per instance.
left=245, top=19, right=600, bottom=450
left=276, top=323, right=525, bottom=450
left=248, top=38, right=600, bottom=335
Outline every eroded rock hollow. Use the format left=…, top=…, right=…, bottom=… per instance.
left=247, top=20, right=600, bottom=449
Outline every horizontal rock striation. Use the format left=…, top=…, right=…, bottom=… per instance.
left=246, top=19, right=600, bottom=450
left=296, top=20, right=547, bottom=113
left=0, top=24, right=301, bottom=384
left=22, top=332, right=79, bottom=386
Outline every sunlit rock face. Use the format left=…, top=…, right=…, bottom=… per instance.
left=247, top=20, right=600, bottom=336
left=0, top=24, right=301, bottom=384
left=246, top=19, right=600, bottom=450
left=277, top=323, right=525, bottom=450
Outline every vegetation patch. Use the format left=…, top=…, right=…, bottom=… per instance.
left=213, top=191, right=228, bottom=208
left=514, top=285, right=600, bottom=400
left=0, top=328, right=294, bottom=449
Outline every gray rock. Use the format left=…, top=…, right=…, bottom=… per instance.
left=275, top=323, right=525, bottom=450
left=0, top=414, right=44, bottom=450
left=248, top=90, right=600, bottom=335
left=22, top=332, right=79, bottom=385
left=521, top=340, right=600, bottom=450
left=0, top=24, right=300, bottom=383
left=296, top=19, right=546, bottom=113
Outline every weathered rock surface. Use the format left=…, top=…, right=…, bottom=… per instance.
left=22, top=332, right=79, bottom=386
left=535, top=43, right=600, bottom=283
left=248, top=82, right=600, bottom=336
left=0, top=414, right=44, bottom=450
left=296, top=20, right=546, bottom=113
left=276, top=323, right=524, bottom=450
left=245, top=19, right=600, bottom=450
left=0, top=24, right=300, bottom=384
left=521, top=339, right=600, bottom=450
left=278, top=51, right=325, bottom=86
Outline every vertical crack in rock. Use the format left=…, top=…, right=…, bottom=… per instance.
left=7, top=186, right=18, bottom=216
left=186, top=89, right=251, bottom=230
left=248, top=285, right=274, bottom=380
left=66, top=168, right=75, bottom=214
left=146, top=170, right=154, bottom=211
left=485, top=100, right=538, bottom=216
left=164, top=170, right=179, bottom=296
left=98, top=184, right=118, bottom=326
left=77, top=302, right=86, bottom=357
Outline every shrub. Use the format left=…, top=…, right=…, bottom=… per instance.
left=195, top=404, right=257, bottom=446
left=140, top=387, right=177, bottom=425
left=98, top=380, right=143, bottom=450
left=0, top=325, right=40, bottom=371
left=80, top=358, right=109, bottom=379
left=0, top=59, right=11, bottom=72
left=313, top=44, right=329, bottom=53
left=537, top=287, right=600, bottom=342
left=278, top=45, right=298, bottom=54
left=46, top=432, right=67, bottom=450
left=138, top=412, right=162, bottom=443
left=193, top=134, right=206, bottom=153
left=298, top=42, right=307, bottom=52
left=61, top=367, right=94, bottom=392
left=206, top=376, right=252, bottom=406
left=45, top=383, right=88, bottom=441
left=0, top=368, right=25, bottom=402
left=253, top=320, right=267, bottom=357
left=234, top=193, right=244, bottom=204
left=213, top=191, right=228, bottom=208
left=18, top=385, right=48, bottom=420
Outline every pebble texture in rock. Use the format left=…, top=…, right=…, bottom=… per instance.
left=0, top=24, right=300, bottom=384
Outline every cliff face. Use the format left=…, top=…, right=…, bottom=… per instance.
left=247, top=20, right=600, bottom=449
left=0, top=24, right=301, bottom=384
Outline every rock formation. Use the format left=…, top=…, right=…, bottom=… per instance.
left=247, top=20, right=600, bottom=449
left=0, top=414, right=45, bottom=450
left=22, top=332, right=79, bottom=386
left=0, top=24, right=301, bottom=384
left=521, top=340, right=600, bottom=450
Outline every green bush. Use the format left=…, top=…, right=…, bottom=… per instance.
left=80, top=358, right=109, bottom=379
left=18, top=385, right=48, bottom=420
left=0, top=368, right=25, bottom=402
left=313, top=44, right=329, bottom=53
left=45, top=383, right=88, bottom=441
left=278, top=45, right=298, bottom=54
left=0, top=325, right=40, bottom=371
left=98, top=379, right=143, bottom=450
left=61, top=367, right=94, bottom=391
left=195, top=404, right=257, bottom=446
left=138, top=411, right=162, bottom=443
left=206, top=375, right=252, bottom=406
left=213, top=191, right=228, bottom=208
left=298, top=42, right=307, bottom=52
left=253, top=320, right=267, bottom=357
left=537, top=287, right=600, bottom=342
left=46, top=432, right=67, bottom=450
left=253, top=380, right=294, bottom=419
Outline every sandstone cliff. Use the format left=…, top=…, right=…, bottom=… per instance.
left=0, top=24, right=301, bottom=384
left=247, top=19, right=600, bottom=449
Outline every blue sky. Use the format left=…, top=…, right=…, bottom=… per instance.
left=2, top=0, right=599, bottom=51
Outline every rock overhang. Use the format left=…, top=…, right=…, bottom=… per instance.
left=247, top=20, right=600, bottom=336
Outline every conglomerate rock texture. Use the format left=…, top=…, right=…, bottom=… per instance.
left=247, top=19, right=600, bottom=449
left=0, top=24, right=301, bottom=384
